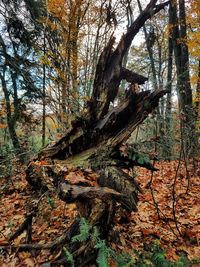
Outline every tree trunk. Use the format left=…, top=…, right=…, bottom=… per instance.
left=170, top=0, right=196, bottom=155
left=137, top=0, right=158, bottom=91
left=165, top=6, right=174, bottom=160
left=42, top=31, right=46, bottom=147
left=194, top=60, right=200, bottom=155
left=0, top=67, right=22, bottom=155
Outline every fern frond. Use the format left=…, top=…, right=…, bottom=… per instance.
left=63, top=247, right=74, bottom=267
left=113, top=251, right=136, bottom=267
left=72, top=218, right=91, bottom=243
left=95, top=239, right=110, bottom=267
left=175, top=254, right=190, bottom=267
left=152, top=251, right=169, bottom=267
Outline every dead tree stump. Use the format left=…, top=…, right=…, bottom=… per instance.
left=25, top=1, right=169, bottom=265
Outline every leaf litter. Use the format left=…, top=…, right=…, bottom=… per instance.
left=0, top=159, right=199, bottom=265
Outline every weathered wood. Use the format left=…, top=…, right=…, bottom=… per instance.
left=107, top=89, right=167, bottom=146
left=58, top=182, right=122, bottom=203
left=98, top=166, right=142, bottom=211
left=37, top=90, right=166, bottom=162
left=121, top=67, right=148, bottom=84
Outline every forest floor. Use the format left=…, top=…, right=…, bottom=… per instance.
left=0, top=159, right=199, bottom=266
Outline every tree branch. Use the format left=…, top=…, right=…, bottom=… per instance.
left=121, top=67, right=148, bottom=84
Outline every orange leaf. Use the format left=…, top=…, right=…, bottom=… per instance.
left=24, top=258, right=35, bottom=267
left=0, top=123, right=7, bottom=129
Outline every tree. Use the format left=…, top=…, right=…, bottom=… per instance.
left=169, top=0, right=196, bottom=155
left=128, top=4, right=175, bottom=159
left=40, top=0, right=121, bottom=131
left=165, top=7, right=174, bottom=159
left=187, top=0, right=200, bottom=136
left=0, top=0, right=45, bottom=157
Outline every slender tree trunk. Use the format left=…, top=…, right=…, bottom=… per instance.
left=0, top=68, right=21, bottom=154
left=170, top=0, right=195, bottom=156
left=42, top=32, right=46, bottom=147
left=165, top=7, right=174, bottom=160
left=195, top=60, right=200, bottom=138
left=137, top=0, right=167, bottom=157
left=137, top=0, right=158, bottom=91
left=11, top=71, right=20, bottom=122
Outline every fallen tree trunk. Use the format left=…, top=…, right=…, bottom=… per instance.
left=23, top=0, right=170, bottom=265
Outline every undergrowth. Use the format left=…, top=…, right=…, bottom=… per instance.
left=63, top=218, right=199, bottom=267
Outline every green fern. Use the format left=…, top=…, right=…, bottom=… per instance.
left=112, top=251, right=136, bottom=267
left=69, top=219, right=194, bottom=267
left=151, top=246, right=190, bottom=267
left=94, top=231, right=136, bottom=267
left=175, top=254, right=189, bottom=267
left=95, top=239, right=111, bottom=267
left=63, top=247, right=75, bottom=267
left=72, top=218, right=91, bottom=242
left=152, top=251, right=169, bottom=267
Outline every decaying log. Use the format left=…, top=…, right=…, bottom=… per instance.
left=38, top=89, right=167, bottom=161
left=1, top=218, right=81, bottom=251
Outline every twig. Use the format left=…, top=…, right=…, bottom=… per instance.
left=135, top=126, right=140, bottom=142
left=181, top=132, right=191, bottom=194
left=147, top=115, right=179, bottom=239
left=0, top=242, right=55, bottom=251
left=63, top=202, right=67, bottom=218
left=182, top=147, right=190, bottom=194
left=149, top=115, right=161, bottom=219
left=146, top=201, right=179, bottom=239
left=1, top=231, right=71, bottom=251
left=0, top=229, right=8, bottom=242
left=149, top=169, right=161, bottom=220
left=8, top=191, right=49, bottom=242
left=172, top=149, right=182, bottom=237
left=9, top=210, right=37, bottom=242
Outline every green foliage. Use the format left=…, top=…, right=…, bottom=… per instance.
left=72, top=218, right=92, bottom=243
left=150, top=243, right=190, bottom=267
left=119, top=145, right=151, bottom=165
left=63, top=247, right=75, bottom=267
left=112, top=251, right=136, bottom=267
left=47, top=196, right=55, bottom=209
left=95, top=239, right=110, bottom=267
left=152, top=251, right=168, bottom=267
left=72, top=219, right=113, bottom=267
left=137, top=155, right=150, bottom=165
left=65, top=219, right=195, bottom=267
